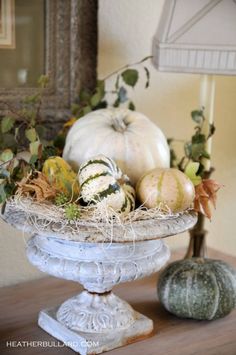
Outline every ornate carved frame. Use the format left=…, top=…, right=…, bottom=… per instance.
left=0, top=0, right=98, bottom=123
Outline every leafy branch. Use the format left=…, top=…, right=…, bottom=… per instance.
left=168, top=108, right=220, bottom=219
left=70, top=55, right=153, bottom=119
left=168, top=108, right=215, bottom=177
left=0, top=75, right=59, bottom=204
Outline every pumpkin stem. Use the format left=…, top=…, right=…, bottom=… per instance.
left=185, top=168, right=214, bottom=259
left=112, top=117, right=127, bottom=133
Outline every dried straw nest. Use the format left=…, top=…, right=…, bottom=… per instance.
left=1, top=196, right=197, bottom=243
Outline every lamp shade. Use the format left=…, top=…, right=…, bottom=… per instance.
left=152, top=0, right=236, bottom=75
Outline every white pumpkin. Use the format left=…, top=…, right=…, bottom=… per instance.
left=63, top=108, right=170, bottom=185
left=78, top=154, right=136, bottom=214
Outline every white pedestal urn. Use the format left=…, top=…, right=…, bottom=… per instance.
left=2, top=200, right=197, bottom=355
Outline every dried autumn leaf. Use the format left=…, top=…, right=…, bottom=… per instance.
left=194, top=179, right=222, bottom=219
left=202, top=179, right=221, bottom=208
left=16, top=171, right=57, bottom=202
left=194, top=183, right=211, bottom=219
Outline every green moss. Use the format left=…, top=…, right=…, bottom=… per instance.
left=64, top=203, right=80, bottom=220
left=54, top=193, right=69, bottom=206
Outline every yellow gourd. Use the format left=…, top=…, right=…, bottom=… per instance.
left=42, top=157, right=80, bottom=200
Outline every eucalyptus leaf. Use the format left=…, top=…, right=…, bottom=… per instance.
left=192, top=133, right=206, bottom=144
left=191, top=143, right=205, bottom=160
left=202, top=150, right=210, bottom=159
left=82, top=106, right=92, bottom=115
left=191, top=110, right=204, bottom=124
left=26, top=128, right=37, bottom=142
left=97, top=80, right=105, bottom=93
left=113, top=98, right=120, bottom=107
left=118, top=87, right=128, bottom=103
left=184, top=162, right=202, bottom=186
left=90, top=90, right=104, bottom=107
left=0, top=149, right=14, bottom=162
left=29, top=154, right=38, bottom=165
left=208, top=123, right=216, bottom=138
left=1, top=116, right=14, bottom=133
left=30, top=140, right=40, bottom=156
left=121, top=69, right=139, bottom=87
left=128, top=101, right=135, bottom=111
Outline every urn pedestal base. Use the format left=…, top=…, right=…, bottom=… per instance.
left=2, top=199, right=197, bottom=354
left=38, top=302, right=153, bottom=355
left=26, top=236, right=169, bottom=353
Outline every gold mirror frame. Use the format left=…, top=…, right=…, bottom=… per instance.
left=0, top=0, right=98, bottom=123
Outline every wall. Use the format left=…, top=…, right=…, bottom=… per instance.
left=98, top=0, right=236, bottom=256
left=0, top=0, right=236, bottom=287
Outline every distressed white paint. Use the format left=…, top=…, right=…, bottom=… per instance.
left=1, top=194, right=196, bottom=352
left=26, top=235, right=169, bottom=353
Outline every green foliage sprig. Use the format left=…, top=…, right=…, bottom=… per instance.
left=71, top=56, right=152, bottom=118
left=168, top=108, right=216, bottom=177
left=0, top=75, right=59, bottom=204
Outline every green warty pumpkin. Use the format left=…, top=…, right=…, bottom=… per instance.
left=78, top=154, right=135, bottom=214
left=158, top=258, right=236, bottom=320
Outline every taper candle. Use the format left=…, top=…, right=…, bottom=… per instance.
left=199, top=75, right=215, bottom=172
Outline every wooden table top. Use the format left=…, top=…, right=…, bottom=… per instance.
left=0, top=248, right=236, bottom=355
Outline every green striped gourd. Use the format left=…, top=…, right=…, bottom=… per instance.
left=158, top=258, right=236, bottom=320
left=78, top=155, right=135, bottom=214
left=42, top=156, right=80, bottom=200
left=137, top=168, right=195, bottom=212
